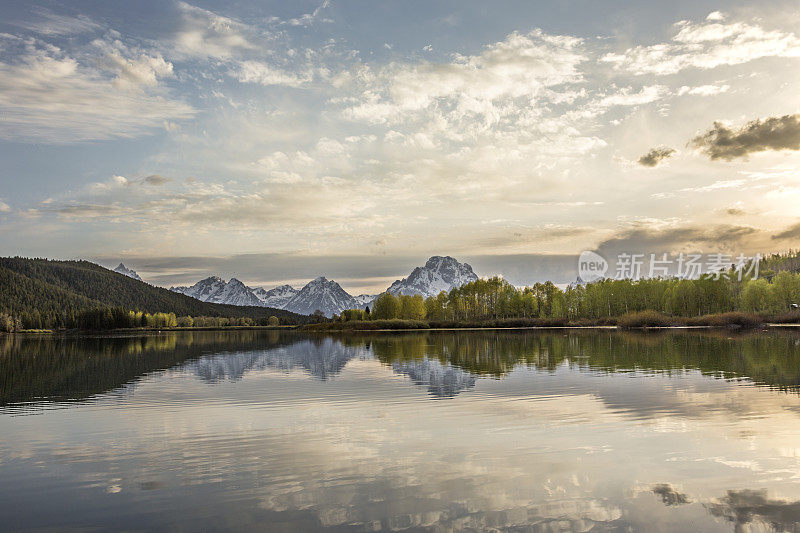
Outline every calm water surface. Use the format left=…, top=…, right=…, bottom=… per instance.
left=3, top=329, right=800, bottom=532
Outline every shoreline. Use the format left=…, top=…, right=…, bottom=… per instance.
left=6, top=324, right=800, bottom=336
left=1, top=325, right=298, bottom=336
left=305, top=324, right=800, bottom=333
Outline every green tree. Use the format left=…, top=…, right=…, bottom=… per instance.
left=372, top=293, right=400, bottom=319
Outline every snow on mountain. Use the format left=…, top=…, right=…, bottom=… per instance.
left=210, top=278, right=264, bottom=306
left=354, top=294, right=377, bottom=309
left=386, top=256, right=478, bottom=299
left=113, top=262, right=143, bottom=282
left=167, top=255, right=479, bottom=316
left=171, top=276, right=225, bottom=300
left=283, top=276, right=358, bottom=318
left=253, top=284, right=299, bottom=308
left=170, top=276, right=263, bottom=307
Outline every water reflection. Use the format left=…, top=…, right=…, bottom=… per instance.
left=705, top=490, right=800, bottom=532
left=191, top=338, right=369, bottom=383
left=4, top=329, right=800, bottom=408
left=2, top=329, right=800, bottom=531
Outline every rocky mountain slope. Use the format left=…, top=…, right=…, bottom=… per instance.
left=169, top=256, right=478, bottom=316
left=386, top=256, right=478, bottom=298
left=253, top=284, right=298, bottom=308
left=282, top=277, right=357, bottom=317
left=171, top=277, right=263, bottom=307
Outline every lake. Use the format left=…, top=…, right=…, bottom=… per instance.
left=2, top=329, right=800, bottom=532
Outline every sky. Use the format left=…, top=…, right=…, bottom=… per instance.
left=0, top=0, right=799, bottom=292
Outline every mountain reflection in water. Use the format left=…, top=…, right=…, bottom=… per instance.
left=2, top=329, right=800, bottom=531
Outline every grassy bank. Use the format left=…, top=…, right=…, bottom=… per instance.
left=1, top=325, right=299, bottom=335
left=304, top=311, right=800, bottom=332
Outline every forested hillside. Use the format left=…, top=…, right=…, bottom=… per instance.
left=0, top=257, right=304, bottom=330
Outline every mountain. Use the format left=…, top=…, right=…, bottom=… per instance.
left=113, top=262, right=143, bottom=282
left=386, top=256, right=478, bottom=299
left=165, top=255, right=479, bottom=316
left=283, top=277, right=358, bottom=317
left=0, top=257, right=303, bottom=323
left=354, top=294, right=377, bottom=309
left=253, top=284, right=298, bottom=308
left=171, top=277, right=263, bottom=307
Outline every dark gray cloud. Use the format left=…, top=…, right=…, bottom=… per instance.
left=596, top=224, right=759, bottom=257
left=772, top=221, right=800, bottom=241
left=690, top=114, right=800, bottom=161
left=142, top=174, right=171, bottom=186
left=638, top=146, right=675, bottom=167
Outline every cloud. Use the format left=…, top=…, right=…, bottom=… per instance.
left=598, top=85, right=667, bottom=107
left=638, top=147, right=676, bottom=167
left=677, top=84, right=729, bottom=96
left=142, top=174, right=171, bottom=186
left=96, top=46, right=174, bottom=89
left=596, top=223, right=760, bottom=256
left=342, top=29, right=586, bottom=126
left=689, top=114, right=800, bottom=161
left=173, top=1, right=257, bottom=59
left=0, top=199, right=11, bottom=212
left=602, top=16, right=800, bottom=75
left=0, top=38, right=194, bottom=142
left=11, top=9, right=101, bottom=36
left=771, top=221, right=800, bottom=241
left=234, top=60, right=313, bottom=87
left=286, top=0, right=332, bottom=27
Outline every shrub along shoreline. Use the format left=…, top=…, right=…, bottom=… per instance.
left=303, top=311, right=800, bottom=332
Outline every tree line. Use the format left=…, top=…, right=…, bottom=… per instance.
left=335, top=269, right=800, bottom=324
left=0, top=307, right=285, bottom=332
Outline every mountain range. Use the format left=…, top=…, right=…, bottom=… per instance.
left=167, top=256, right=479, bottom=318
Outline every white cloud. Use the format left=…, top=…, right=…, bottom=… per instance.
left=681, top=179, right=747, bottom=193
left=602, top=16, right=800, bottom=75
left=342, top=29, right=586, bottom=125
left=286, top=0, right=332, bottom=27
left=12, top=9, right=101, bottom=36
left=234, top=60, right=313, bottom=87
left=598, top=85, right=667, bottom=107
left=0, top=199, right=11, bottom=212
left=173, top=1, right=257, bottom=59
left=677, top=84, right=730, bottom=96
left=95, top=39, right=174, bottom=88
left=0, top=38, right=194, bottom=142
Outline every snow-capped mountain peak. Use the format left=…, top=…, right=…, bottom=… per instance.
left=170, top=276, right=262, bottom=307
left=253, top=284, right=299, bottom=308
left=387, top=255, right=478, bottom=299
left=354, top=294, right=377, bottom=309
left=283, top=277, right=357, bottom=317
left=113, top=262, right=143, bottom=282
